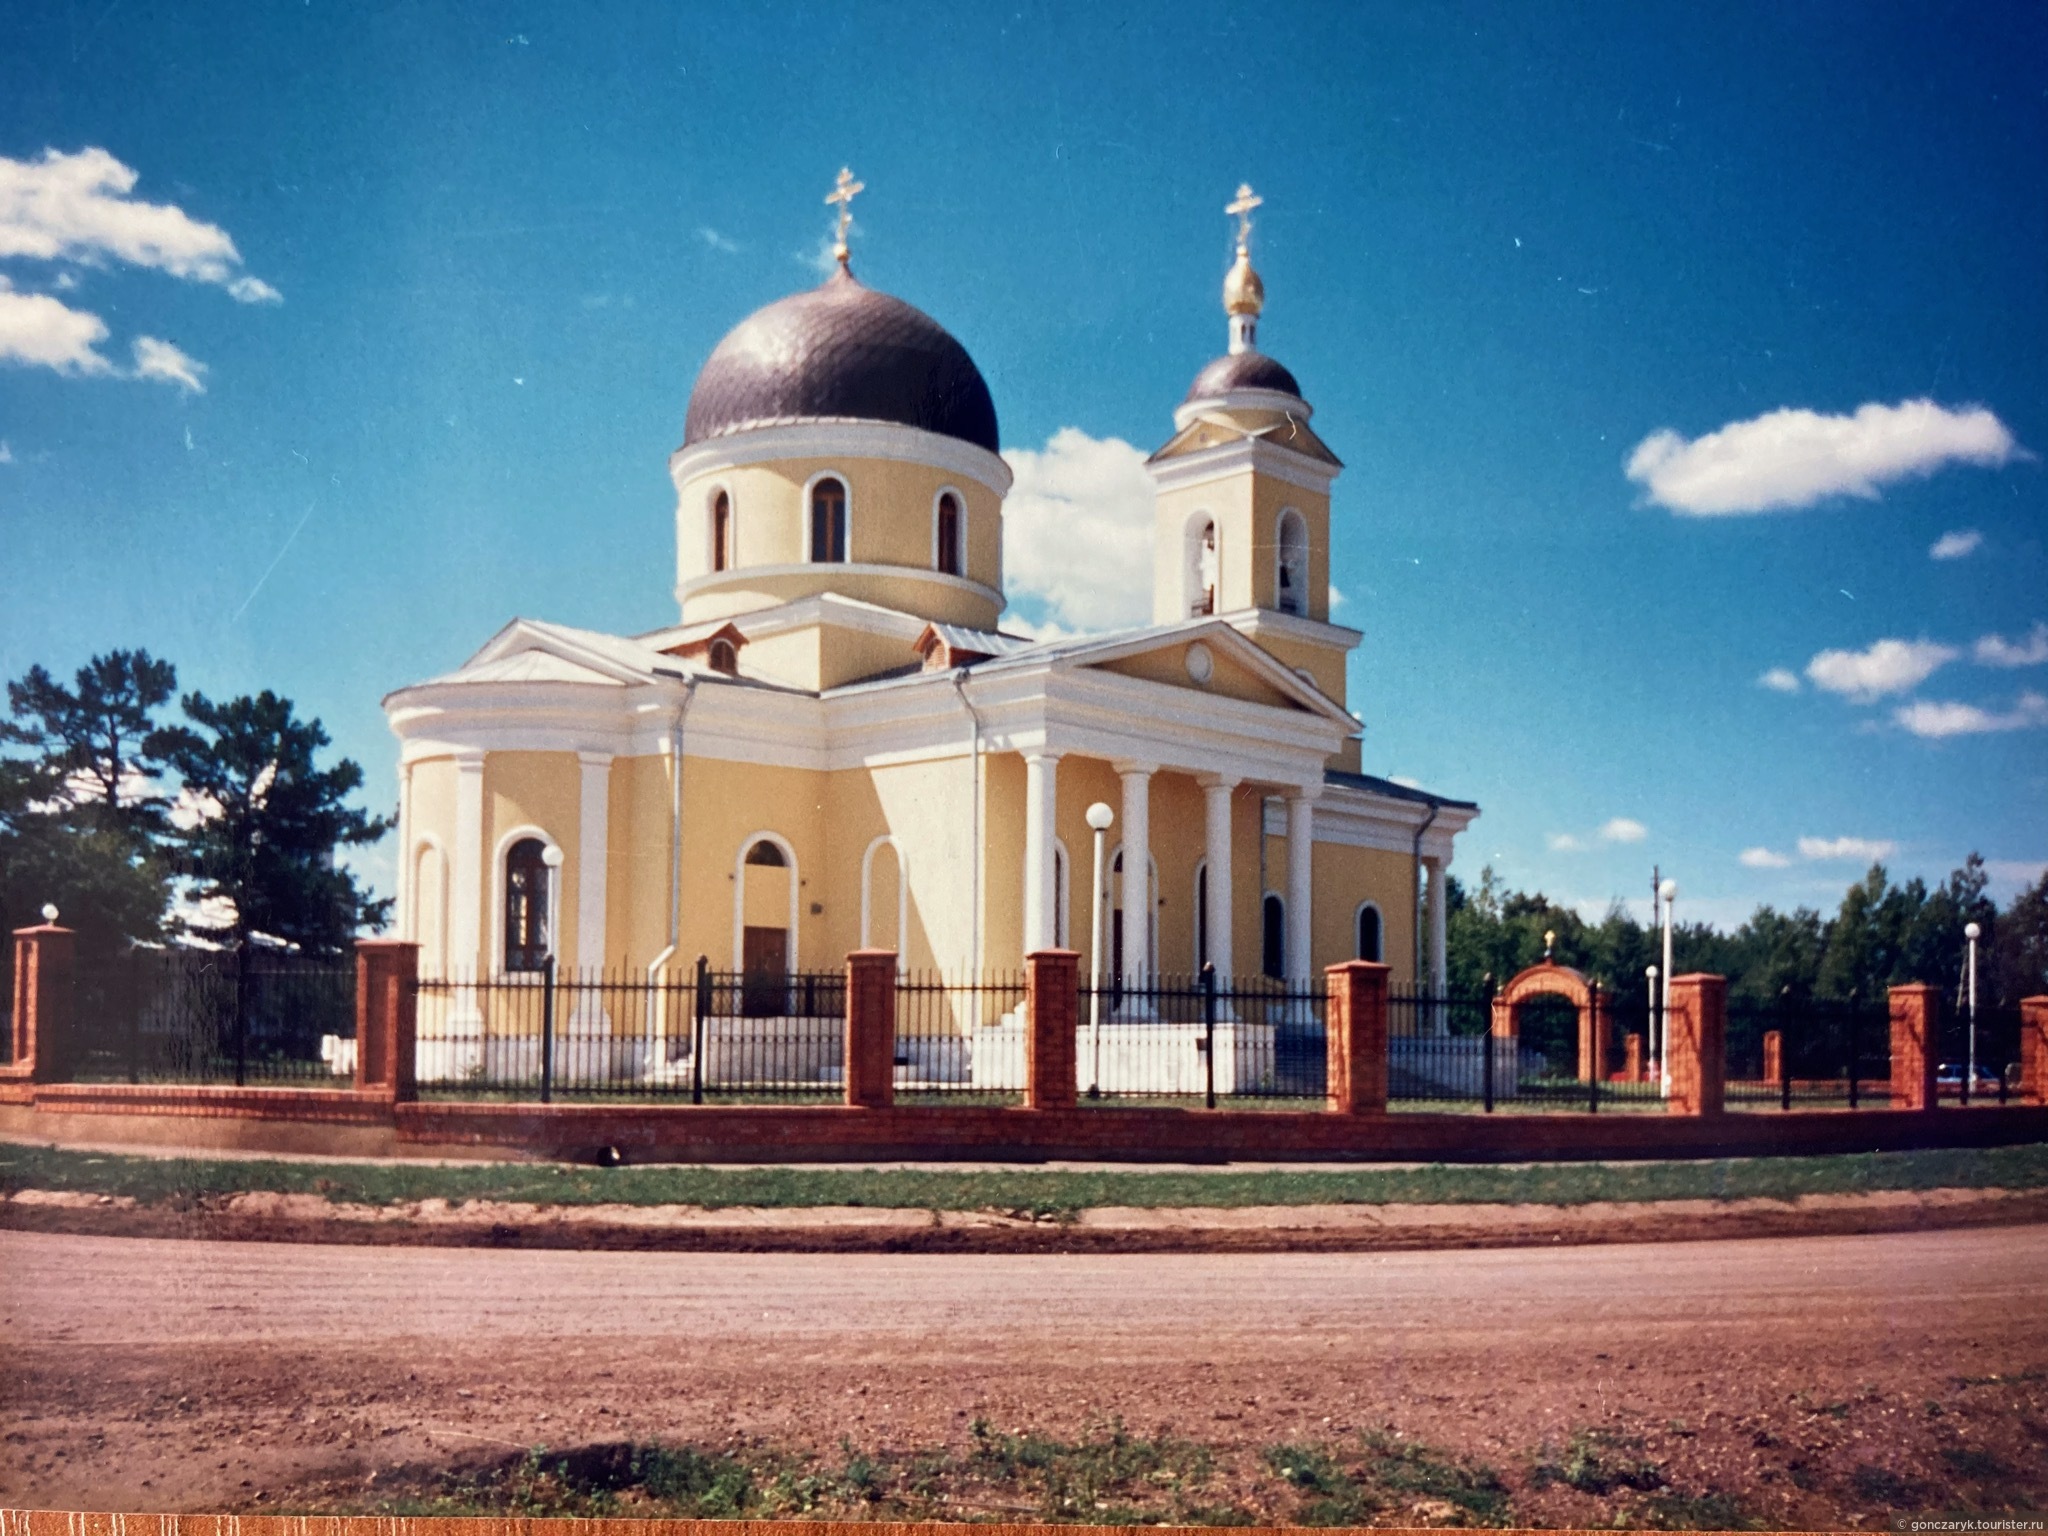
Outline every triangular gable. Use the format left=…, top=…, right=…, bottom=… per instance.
left=460, top=618, right=665, bottom=687
left=1034, top=619, right=1357, bottom=728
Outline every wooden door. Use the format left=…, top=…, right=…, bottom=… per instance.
left=742, top=926, right=788, bottom=1016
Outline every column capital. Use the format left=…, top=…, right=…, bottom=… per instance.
left=1022, top=747, right=1065, bottom=765
left=576, top=748, right=615, bottom=769
left=1283, top=783, right=1325, bottom=805
left=453, top=747, right=487, bottom=771
left=1196, top=773, right=1241, bottom=792
left=1112, top=759, right=1160, bottom=780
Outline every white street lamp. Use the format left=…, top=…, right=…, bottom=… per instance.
left=1644, top=964, right=1659, bottom=1084
left=1085, top=801, right=1115, bottom=1098
left=1964, top=920, right=1981, bottom=1098
left=1658, top=878, right=1677, bottom=1097
left=541, top=845, right=566, bottom=964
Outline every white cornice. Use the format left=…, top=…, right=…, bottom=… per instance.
left=1221, top=606, right=1365, bottom=651
left=677, top=562, right=1005, bottom=615
left=1172, top=386, right=1316, bottom=431
left=669, top=420, right=1014, bottom=497
left=1146, top=434, right=1341, bottom=496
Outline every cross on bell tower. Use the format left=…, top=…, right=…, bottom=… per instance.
left=826, top=166, right=864, bottom=270
left=1222, top=183, right=1265, bottom=354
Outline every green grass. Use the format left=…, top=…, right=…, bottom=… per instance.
left=1, top=1139, right=2044, bottom=1216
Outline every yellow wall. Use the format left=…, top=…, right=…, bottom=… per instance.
left=1092, top=643, right=1304, bottom=712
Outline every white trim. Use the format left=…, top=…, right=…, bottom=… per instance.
left=679, top=561, right=1005, bottom=615
left=802, top=469, right=852, bottom=564
left=859, top=833, right=909, bottom=960
left=931, top=485, right=966, bottom=577
left=409, top=834, right=449, bottom=976
left=1220, top=605, right=1364, bottom=650
left=1353, top=898, right=1385, bottom=963
left=1147, top=434, right=1340, bottom=497
left=575, top=751, right=611, bottom=973
left=1172, top=386, right=1316, bottom=431
left=1108, top=841, right=1162, bottom=977
left=490, top=823, right=562, bottom=975
left=670, top=419, right=1014, bottom=498
left=450, top=750, right=486, bottom=975
left=1053, top=836, right=1072, bottom=950
left=732, top=830, right=801, bottom=974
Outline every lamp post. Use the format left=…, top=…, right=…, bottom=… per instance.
left=1964, top=920, right=1981, bottom=1099
left=539, top=845, right=566, bottom=1102
left=1644, top=964, right=1658, bottom=1083
left=1085, top=801, right=1115, bottom=1099
left=1658, top=878, right=1677, bottom=1098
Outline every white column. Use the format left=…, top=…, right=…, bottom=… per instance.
left=1119, top=764, right=1154, bottom=988
left=395, top=759, right=414, bottom=940
left=1022, top=750, right=1061, bottom=953
left=1285, top=792, right=1316, bottom=985
left=1201, top=777, right=1236, bottom=979
left=450, top=750, right=486, bottom=975
left=1426, top=855, right=1448, bottom=993
left=576, top=751, right=612, bottom=974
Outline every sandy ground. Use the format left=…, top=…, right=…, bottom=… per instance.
left=3, top=1225, right=2044, bottom=1524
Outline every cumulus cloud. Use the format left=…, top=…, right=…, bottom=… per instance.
left=1547, top=833, right=1586, bottom=852
left=1893, top=691, right=2048, bottom=739
left=1625, top=399, right=2021, bottom=516
left=0, top=439, right=12, bottom=463
left=1600, top=818, right=1648, bottom=844
left=1001, top=427, right=1157, bottom=633
left=1798, top=835, right=1898, bottom=862
left=1930, top=528, right=1983, bottom=561
left=1757, top=667, right=1801, bottom=693
left=0, top=274, right=114, bottom=374
left=1974, top=622, right=2048, bottom=669
left=1739, top=847, right=1793, bottom=869
left=1805, top=637, right=1957, bottom=702
left=131, top=335, right=205, bottom=393
left=0, top=146, right=280, bottom=301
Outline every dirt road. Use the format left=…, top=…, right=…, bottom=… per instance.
left=4, top=1225, right=2044, bottom=1522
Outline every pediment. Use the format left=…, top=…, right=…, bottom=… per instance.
left=1056, top=621, right=1355, bottom=727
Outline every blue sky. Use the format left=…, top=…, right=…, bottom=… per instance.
left=2, top=1, right=2043, bottom=930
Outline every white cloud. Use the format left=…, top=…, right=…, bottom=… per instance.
left=1547, top=833, right=1586, bottom=852
left=1985, top=859, right=2048, bottom=890
left=1797, top=835, right=1898, bottom=862
left=0, top=146, right=280, bottom=302
left=131, top=335, right=205, bottom=393
left=800, top=229, right=843, bottom=276
left=1974, top=622, right=2048, bottom=669
left=1930, top=528, right=1983, bottom=561
left=1805, top=637, right=1957, bottom=702
left=1329, top=584, right=1347, bottom=610
left=1625, top=399, right=2021, bottom=516
left=1893, top=691, right=2048, bottom=739
left=1001, top=427, right=1156, bottom=633
left=1599, top=817, right=1648, bottom=844
left=1739, top=847, right=1793, bottom=869
left=0, top=439, right=12, bottom=464
left=0, top=274, right=115, bottom=374
left=1757, top=667, right=1801, bottom=693
left=697, top=226, right=740, bottom=254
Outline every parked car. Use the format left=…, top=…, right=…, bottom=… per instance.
left=1934, top=1062, right=2002, bottom=1095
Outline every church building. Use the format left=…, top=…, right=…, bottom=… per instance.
left=383, top=178, right=1477, bottom=1006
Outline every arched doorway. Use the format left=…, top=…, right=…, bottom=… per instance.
left=1491, top=961, right=1612, bottom=1083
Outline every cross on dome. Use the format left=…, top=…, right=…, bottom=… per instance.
left=826, top=166, right=865, bottom=268
left=1222, top=182, right=1266, bottom=349
left=1226, top=182, right=1263, bottom=253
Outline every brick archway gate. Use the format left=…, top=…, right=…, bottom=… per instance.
left=1490, top=961, right=1610, bottom=1083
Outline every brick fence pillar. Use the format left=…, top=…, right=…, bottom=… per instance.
left=1666, top=973, right=1726, bottom=1115
left=1888, top=983, right=1939, bottom=1112
left=1324, top=961, right=1389, bottom=1114
left=2018, top=996, right=2048, bottom=1106
left=9, top=924, right=76, bottom=1083
left=1623, top=1032, right=1643, bottom=1083
left=844, top=949, right=898, bottom=1109
left=354, top=939, right=419, bottom=1101
left=1761, top=1029, right=1783, bottom=1089
left=1025, top=948, right=1079, bottom=1110
left=1578, top=991, right=1613, bottom=1083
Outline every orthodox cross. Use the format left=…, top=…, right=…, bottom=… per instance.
left=826, top=166, right=865, bottom=267
left=1226, top=182, right=1262, bottom=252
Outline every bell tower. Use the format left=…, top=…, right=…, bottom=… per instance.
left=1146, top=185, right=1362, bottom=735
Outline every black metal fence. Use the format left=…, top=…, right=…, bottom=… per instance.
left=1387, top=981, right=1667, bottom=1112
left=1724, top=995, right=1893, bottom=1110
left=412, top=959, right=846, bottom=1101
left=892, top=970, right=1027, bottom=1103
left=65, top=945, right=357, bottom=1086
left=1072, top=967, right=1327, bottom=1107
left=1933, top=997, right=2020, bottom=1106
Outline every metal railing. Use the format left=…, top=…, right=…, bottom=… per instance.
left=65, top=945, right=357, bottom=1086
left=1388, top=981, right=1667, bottom=1112
left=1725, top=995, right=1893, bottom=1110
left=412, top=959, right=845, bottom=1101
left=892, top=970, right=1028, bottom=1103
left=1074, top=967, right=1327, bottom=1107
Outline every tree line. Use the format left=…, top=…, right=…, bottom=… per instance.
left=0, top=649, right=389, bottom=975
left=1445, top=857, right=2048, bottom=1011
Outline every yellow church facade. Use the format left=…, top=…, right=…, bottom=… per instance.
left=382, top=183, right=1476, bottom=1007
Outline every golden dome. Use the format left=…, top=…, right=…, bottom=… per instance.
left=1223, top=246, right=1264, bottom=316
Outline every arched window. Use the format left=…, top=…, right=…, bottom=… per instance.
left=503, top=838, right=551, bottom=972
left=1276, top=509, right=1308, bottom=615
left=711, top=490, right=732, bottom=572
left=810, top=477, right=847, bottom=563
left=745, top=839, right=787, bottom=868
left=1356, top=903, right=1383, bottom=963
left=1261, top=893, right=1285, bottom=979
left=1189, top=518, right=1218, bottom=616
left=708, top=637, right=738, bottom=676
left=935, top=492, right=962, bottom=576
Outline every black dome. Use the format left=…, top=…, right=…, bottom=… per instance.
left=1183, top=350, right=1302, bottom=403
left=684, top=269, right=999, bottom=454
